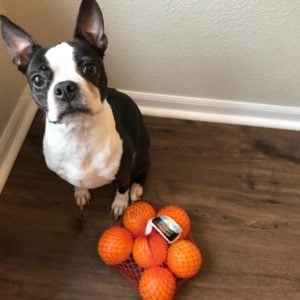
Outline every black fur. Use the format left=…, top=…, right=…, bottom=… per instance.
left=26, top=47, right=54, bottom=112
left=106, top=88, right=151, bottom=194
left=70, top=39, right=108, bottom=101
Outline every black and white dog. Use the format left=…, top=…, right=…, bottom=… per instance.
left=0, top=0, right=150, bottom=218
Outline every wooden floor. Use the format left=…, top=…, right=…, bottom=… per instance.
left=0, top=113, right=299, bottom=300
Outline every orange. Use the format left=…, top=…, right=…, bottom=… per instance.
left=167, top=240, right=202, bottom=278
left=133, top=232, right=168, bottom=268
left=157, top=205, right=191, bottom=239
left=139, top=266, right=176, bottom=300
left=97, top=226, right=133, bottom=265
left=123, top=201, right=156, bottom=236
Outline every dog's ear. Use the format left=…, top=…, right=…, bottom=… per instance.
left=74, top=0, right=108, bottom=55
left=0, top=15, right=40, bottom=73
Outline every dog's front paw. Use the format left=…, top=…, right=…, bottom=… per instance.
left=111, top=191, right=129, bottom=219
left=74, top=187, right=91, bottom=210
left=130, top=183, right=143, bottom=202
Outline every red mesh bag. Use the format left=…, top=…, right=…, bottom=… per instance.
left=111, top=232, right=194, bottom=290
left=98, top=202, right=199, bottom=298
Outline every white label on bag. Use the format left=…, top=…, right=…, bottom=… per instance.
left=145, top=215, right=182, bottom=244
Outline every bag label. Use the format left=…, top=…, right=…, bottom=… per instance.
left=145, top=215, right=182, bottom=244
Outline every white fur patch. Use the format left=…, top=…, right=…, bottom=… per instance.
left=43, top=99, right=123, bottom=189
left=45, top=42, right=102, bottom=122
left=111, top=190, right=129, bottom=218
left=74, top=187, right=91, bottom=209
left=130, top=183, right=143, bottom=202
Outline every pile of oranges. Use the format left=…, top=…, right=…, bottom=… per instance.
left=97, top=201, right=202, bottom=300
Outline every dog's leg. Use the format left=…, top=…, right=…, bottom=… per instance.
left=111, top=189, right=129, bottom=219
left=111, top=176, right=131, bottom=218
left=130, top=183, right=143, bottom=202
left=74, top=187, right=91, bottom=210
left=130, top=170, right=148, bottom=202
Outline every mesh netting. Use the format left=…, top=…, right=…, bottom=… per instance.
left=100, top=203, right=197, bottom=296
left=110, top=229, right=194, bottom=291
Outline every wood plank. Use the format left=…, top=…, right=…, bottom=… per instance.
left=0, top=113, right=299, bottom=299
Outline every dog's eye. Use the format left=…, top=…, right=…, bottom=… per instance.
left=83, top=63, right=97, bottom=76
left=32, top=75, right=45, bottom=88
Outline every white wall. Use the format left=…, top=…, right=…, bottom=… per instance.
left=0, top=3, right=25, bottom=137
left=0, top=0, right=300, bottom=135
left=103, top=0, right=300, bottom=106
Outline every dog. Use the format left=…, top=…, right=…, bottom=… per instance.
left=0, top=0, right=150, bottom=218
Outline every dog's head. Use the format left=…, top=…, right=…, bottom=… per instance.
left=0, top=0, right=108, bottom=124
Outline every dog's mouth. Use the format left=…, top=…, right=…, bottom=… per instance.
left=60, top=106, right=91, bottom=118
left=48, top=106, right=94, bottom=124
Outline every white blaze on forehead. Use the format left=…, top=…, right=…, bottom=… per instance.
left=45, top=42, right=81, bottom=83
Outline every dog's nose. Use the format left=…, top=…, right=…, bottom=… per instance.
left=54, top=81, right=78, bottom=103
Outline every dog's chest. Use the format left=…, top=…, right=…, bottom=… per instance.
left=43, top=104, right=123, bottom=189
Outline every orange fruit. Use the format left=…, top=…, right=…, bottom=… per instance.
left=133, top=232, right=168, bottom=268
left=123, top=201, right=156, bottom=236
left=167, top=240, right=202, bottom=278
left=139, top=266, right=176, bottom=300
left=157, top=206, right=191, bottom=239
left=97, top=226, right=133, bottom=265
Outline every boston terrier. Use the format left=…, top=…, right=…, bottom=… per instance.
left=0, top=0, right=150, bottom=218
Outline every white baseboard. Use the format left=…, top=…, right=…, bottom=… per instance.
left=122, top=89, right=300, bottom=131
left=0, top=88, right=37, bottom=193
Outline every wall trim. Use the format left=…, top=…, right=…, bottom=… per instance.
left=122, top=89, right=300, bottom=131
left=0, top=89, right=37, bottom=193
